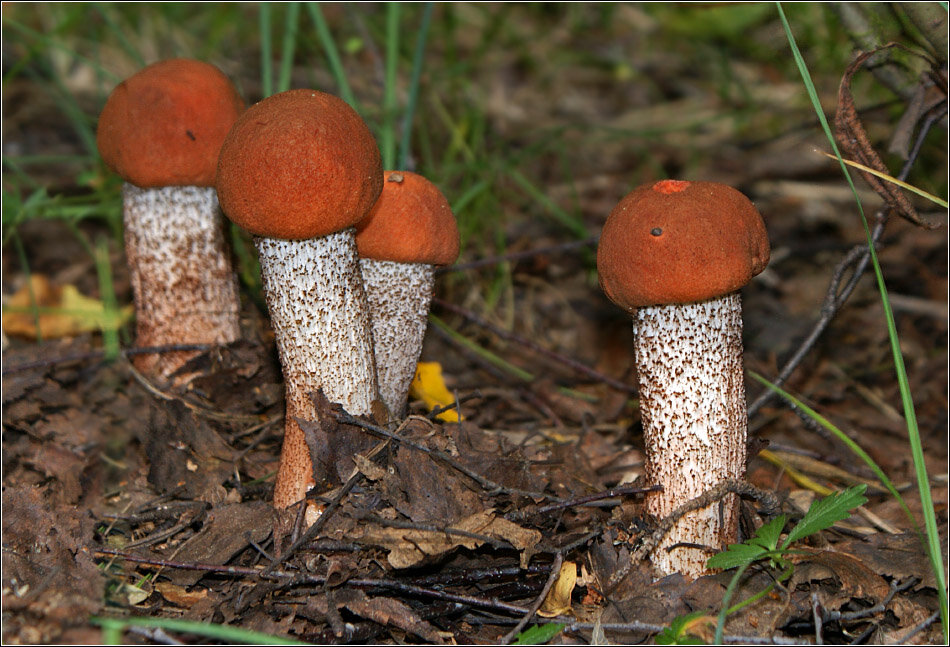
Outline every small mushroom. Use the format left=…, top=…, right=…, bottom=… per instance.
left=596, top=179, right=770, bottom=579
left=96, top=58, right=244, bottom=379
left=215, top=89, right=383, bottom=511
left=356, top=171, right=460, bottom=418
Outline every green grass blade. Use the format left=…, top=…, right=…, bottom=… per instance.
left=512, top=622, right=565, bottom=645
left=508, top=169, right=589, bottom=239
left=773, top=7, right=946, bottom=636
left=380, top=2, right=400, bottom=169
left=714, top=560, right=751, bottom=644
left=750, top=371, right=915, bottom=528
left=260, top=3, right=273, bottom=97
left=305, top=2, right=359, bottom=110
left=397, top=2, right=434, bottom=170
left=89, top=616, right=308, bottom=645
left=277, top=3, right=301, bottom=94
left=93, top=235, right=121, bottom=361
left=11, top=233, right=42, bottom=342
left=91, top=5, right=145, bottom=68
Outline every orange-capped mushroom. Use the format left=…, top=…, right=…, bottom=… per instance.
left=355, top=171, right=460, bottom=417
left=96, top=59, right=244, bottom=379
left=215, top=89, right=383, bottom=515
left=97, top=58, right=244, bottom=189
left=596, top=179, right=770, bottom=580
left=596, top=181, right=769, bottom=310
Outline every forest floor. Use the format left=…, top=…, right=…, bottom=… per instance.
left=2, top=3, right=947, bottom=645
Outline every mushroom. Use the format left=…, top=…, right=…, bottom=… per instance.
left=355, top=171, right=460, bottom=418
left=96, top=58, right=244, bottom=379
left=596, top=179, right=770, bottom=579
left=215, top=89, right=383, bottom=511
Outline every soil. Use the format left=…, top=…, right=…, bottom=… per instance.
left=2, top=4, right=947, bottom=645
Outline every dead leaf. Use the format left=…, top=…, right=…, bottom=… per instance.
left=142, top=399, right=237, bottom=503
left=409, top=362, right=463, bottom=422
left=789, top=548, right=890, bottom=605
left=154, top=582, right=208, bottom=608
left=353, top=453, right=388, bottom=482
left=358, top=509, right=541, bottom=569
left=334, top=589, right=447, bottom=643
left=836, top=533, right=939, bottom=588
left=834, top=45, right=934, bottom=228
left=3, top=274, right=132, bottom=339
left=537, top=560, right=577, bottom=617
left=166, top=501, right=272, bottom=587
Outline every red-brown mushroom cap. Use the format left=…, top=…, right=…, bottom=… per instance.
left=355, top=171, right=460, bottom=266
left=596, top=180, right=770, bottom=309
left=215, top=89, right=383, bottom=240
left=97, top=59, right=244, bottom=188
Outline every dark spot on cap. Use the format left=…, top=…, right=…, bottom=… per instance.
left=651, top=227, right=663, bottom=236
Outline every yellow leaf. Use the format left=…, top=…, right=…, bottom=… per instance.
left=3, top=274, right=132, bottom=340
left=408, top=361, right=463, bottom=422
left=537, top=560, right=577, bottom=618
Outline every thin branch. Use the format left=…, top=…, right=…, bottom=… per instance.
left=2, top=342, right=217, bottom=375
left=501, top=552, right=563, bottom=644
left=607, top=479, right=780, bottom=592
left=333, top=409, right=566, bottom=503
left=438, top=236, right=598, bottom=274
left=748, top=107, right=941, bottom=420
left=432, top=297, right=636, bottom=395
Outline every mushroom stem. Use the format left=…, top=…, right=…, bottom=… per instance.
left=123, top=184, right=241, bottom=378
left=257, top=228, right=378, bottom=509
left=359, top=258, right=435, bottom=417
left=635, top=292, right=746, bottom=579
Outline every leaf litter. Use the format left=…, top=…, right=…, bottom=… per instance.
left=2, top=4, right=947, bottom=645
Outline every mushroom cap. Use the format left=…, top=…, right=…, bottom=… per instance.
left=356, top=171, right=460, bottom=266
left=97, top=59, right=244, bottom=188
left=215, top=89, right=383, bottom=240
left=596, top=180, right=770, bottom=309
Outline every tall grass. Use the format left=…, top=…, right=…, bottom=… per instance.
left=777, top=2, right=948, bottom=640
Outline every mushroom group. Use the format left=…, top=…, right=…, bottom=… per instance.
left=597, top=179, right=769, bottom=579
left=97, top=58, right=244, bottom=379
left=215, top=89, right=383, bottom=514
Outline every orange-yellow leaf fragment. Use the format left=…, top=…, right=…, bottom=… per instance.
left=537, top=560, right=577, bottom=618
left=3, top=274, right=132, bottom=340
left=409, top=361, right=463, bottom=422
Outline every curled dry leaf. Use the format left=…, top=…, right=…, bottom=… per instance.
left=537, top=560, right=578, bottom=618
left=834, top=44, right=940, bottom=229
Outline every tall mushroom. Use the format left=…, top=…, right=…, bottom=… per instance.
left=96, top=58, right=244, bottom=379
left=596, top=179, right=770, bottom=579
left=215, top=89, right=383, bottom=512
left=356, top=171, right=460, bottom=419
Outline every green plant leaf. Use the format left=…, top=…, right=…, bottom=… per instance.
left=707, top=541, right=771, bottom=571
left=782, top=484, right=868, bottom=548
left=511, top=622, right=565, bottom=645
left=750, top=515, right=785, bottom=550
left=706, top=515, right=785, bottom=570
left=656, top=610, right=712, bottom=645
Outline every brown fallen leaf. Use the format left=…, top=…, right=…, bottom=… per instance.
left=834, top=44, right=936, bottom=229
left=358, top=509, right=541, bottom=569
left=537, top=560, right=577, bottom=618
left=154, top=581, right=208, bottom=608
left=3, top=274, right=132, bottom=339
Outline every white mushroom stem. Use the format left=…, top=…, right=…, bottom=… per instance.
left=634, top=291, right=747, bottom=579
left=359, top=258, right=435, bottom=418
left=257, top=228, right=378, bottom=509
left=123, top=184, right=241, bottom=379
